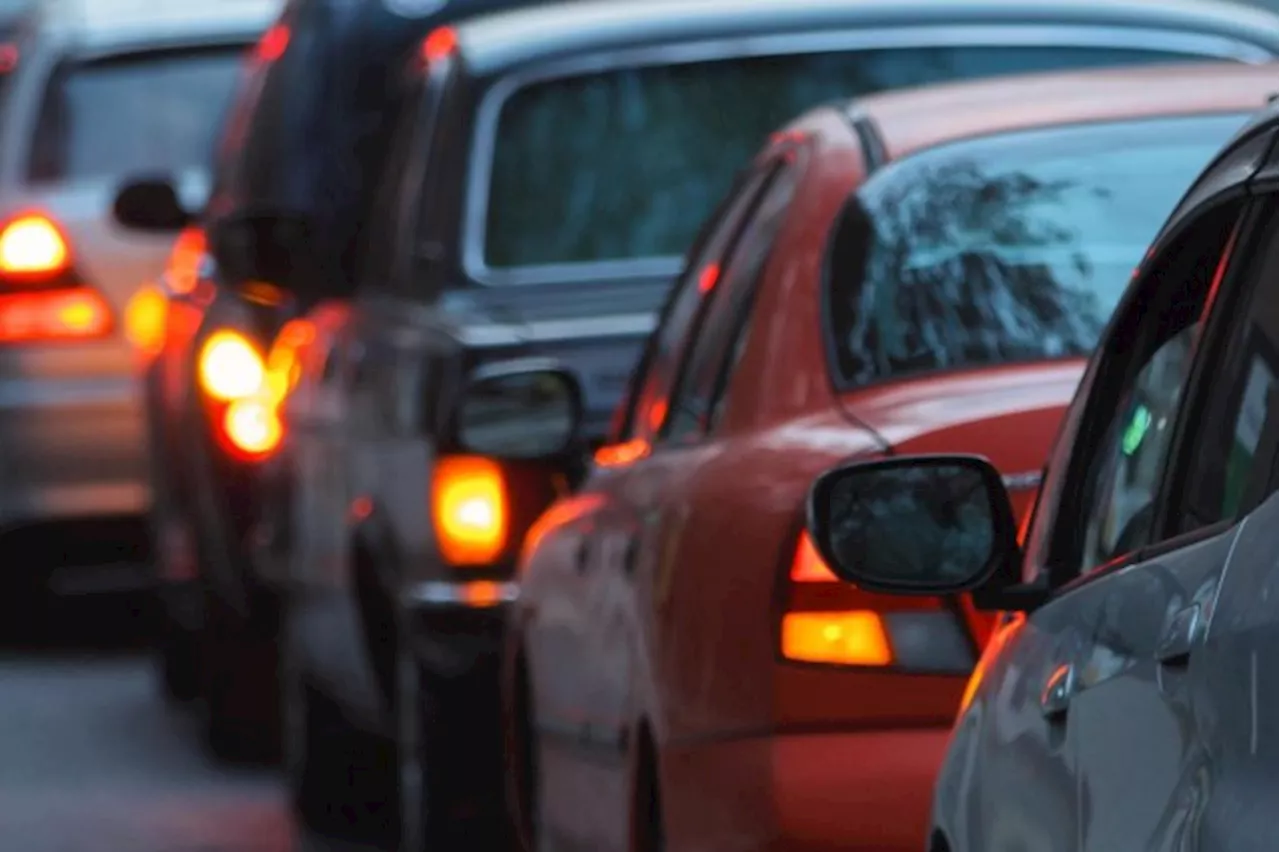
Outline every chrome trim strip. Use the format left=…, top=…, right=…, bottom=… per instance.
left=1001, top=470, right=1043, bottom=492
left=461, top=23, right=1272, bottom=287
left=402, top=580, right=520, bottom=608
left=456, top=312, right=657, bottom=347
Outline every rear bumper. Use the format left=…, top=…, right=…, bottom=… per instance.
left=0, top=371, right=148, bottom=528
left=401, top=580, right=517, bottom=678
left=665, top=726, right=949, bottom=852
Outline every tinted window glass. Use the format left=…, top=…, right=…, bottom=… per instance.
left=29, top=49, right=244, bottom=184
left=824, top=114, right=1247, bottom=387
left=624, top=163, right=777, bottom=443
left=484, top=44, right=1199, bottom=269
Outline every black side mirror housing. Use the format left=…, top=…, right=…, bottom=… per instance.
left=806, top=453, right=1040, bottom=610
left=112, top=175, right=192, bottom=233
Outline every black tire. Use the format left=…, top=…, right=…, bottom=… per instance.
left=396, top=653, right=516, bottom=852
left=156, top=620, right=199, bottom=703
left=283, top=628, right=397, bottom=846
left=198, top=588, right=282, bottom=764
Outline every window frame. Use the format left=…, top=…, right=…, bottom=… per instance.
left=25, top=42, right=250, bottom=186
left=611, top=158, right=783, bottom=445
left=1155, top=198, right=1279, bottom=538
left=661, top=140, right=808, bottom=446
left=1033, top=196, right=1249, bottom=586
left=459, top=23, right=1264, bottom=288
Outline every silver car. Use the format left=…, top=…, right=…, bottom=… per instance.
left=0, top=0, right=275, bottom=595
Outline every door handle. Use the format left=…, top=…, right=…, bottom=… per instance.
left=1040, top=663, right=1076, bottom=722
left=1156, top=603, right=1202, bottom=667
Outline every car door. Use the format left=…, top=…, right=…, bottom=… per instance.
left=946, top=185, right=1255, bottom=852
left=1141, top=195, right=1280, bottom=844
left=536, top=156, right=786, bottom=848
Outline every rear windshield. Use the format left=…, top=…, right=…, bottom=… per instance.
left=29, top=47, right=244, bottom=184
left=482, top=43, right=1203, bottom=270
left=822, top=112, right=1249, bottom=388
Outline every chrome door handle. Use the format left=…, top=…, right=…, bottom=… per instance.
left=1156, top=604, right=1202, bottom=667
left=1040, top=664, right=1076, bottom=722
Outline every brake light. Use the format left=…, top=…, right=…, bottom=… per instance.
left=781, top=528, right=895, bottom=667
left=781, top=610, right=892, bottom=666
left=0, top=288, right=112, bottom=344
left=124, top=284, right=167, bottom=357
left=164, top=227, right=207, bottom=296
left=789, top=530, right=839, bottom=582
left=432, top=456, right=508, bottom=566
left=0, top=214, right=70, bottom=277
left=198, top=330, right=265, bottom=402
left=222, top=396, right=283, bottom=459
left=265, top=318, right=315, bottom=401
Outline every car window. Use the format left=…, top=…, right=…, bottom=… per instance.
left=483, top=44, right=1202, bottom=270
left=663, top=147, right=804, bottom=443
left=621, top=162, right=780, bottom=444
left=823, top=113, right=1249, bottom=388
left=29, top=48, right=244, bottom=184
left=1174, top=210, right=1278, bottom=529
left=1064, top=202, right=1245, bottom=575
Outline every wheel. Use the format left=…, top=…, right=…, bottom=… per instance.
left=197, top=587, right=283, bottom=764
left=396, top=651, right=517, bottom=852
left=155, top=619, right=199, bottom=703
left=283, top=623, right=397, bottom=846
left=504, top=655, right=538, bottom=852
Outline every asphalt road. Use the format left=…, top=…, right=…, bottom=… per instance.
left=0, top=599, right=379, bottom=852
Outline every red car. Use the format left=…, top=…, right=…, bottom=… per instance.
left=482, top=62, right=1279, bottom=851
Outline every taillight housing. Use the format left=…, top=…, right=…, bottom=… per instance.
left=779, top=529, right=976, bottom=673
left=0, top=212, right=114, bottom=345
left=196, top=328, right=282, bottom=462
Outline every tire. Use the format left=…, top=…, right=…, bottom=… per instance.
left=504, top=656, right=538, bottom=852
left=283, top=626, right=397, bottom=846
left=198, top=588, right=283, bottom=764
left=156, top=620, right=199, bottom=703
left=396, top=652, right=516, bottom=852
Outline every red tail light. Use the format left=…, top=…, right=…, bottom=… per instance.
left=0, top=288, right=112, bottom=344
left=432, top=456, right=510, bottom=567
left=254, top=24, right=291, bottom=63
left=779, top=529, right=978, bottom=673
left=421, top=26, right=458, bottom=64
left=0, top=214, right=70, bottom=279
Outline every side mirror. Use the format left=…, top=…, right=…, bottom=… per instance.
left=805, top=454, right=1019, bottom=596
left=454, top=361, right=583, bottom=460
left=112, top=175, right=192, bottom=232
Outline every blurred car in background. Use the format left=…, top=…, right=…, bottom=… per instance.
left=489, top=61, right=1277, bottom=852
left=806, top=99, right=1277, bottom=852
left=246, top=0, right=1280, bottom=848
left=0, top=0, right=275, bottom=619
left=110, top=0, right=559, bottom=786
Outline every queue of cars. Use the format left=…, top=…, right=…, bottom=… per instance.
left=0, top=0, right=1273, bottom=850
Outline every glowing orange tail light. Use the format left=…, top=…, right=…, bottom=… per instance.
left=124, top=283, right=167, bottom=357
left=198, top=330, right=265, bottom=401
left=432, top=456, right=509, bottom=566
left=781, top=610, right=893, bottom=666
left=781, top=530, right=895, bottom=667
left=265, top=318, right=315, bottom=401
left=164, top=227, right=207, bottom=296
left=0, top=288, right=112, bottom=344
left=0, top=214, right=70, bottom=277
left=593, top=438, right=650, bottom=469
left=221, top=395, right=283, bottom=459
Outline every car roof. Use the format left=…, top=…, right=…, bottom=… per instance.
left=853, top=60, right=1279, bottom=163
left=452, top=0, right=1278, bottom=76
left=27, top=0, right=278, bottom=52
